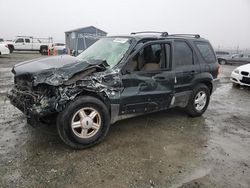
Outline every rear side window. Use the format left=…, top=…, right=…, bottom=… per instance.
left=174, top=41, right=193, bottom=67
left=195, top=42, right=216, bottom=64
left=25, top=39, right=30, bottom=43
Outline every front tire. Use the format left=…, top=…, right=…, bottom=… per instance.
left=8, top=45, right=14, bottom=53
left=57, top=96, right=110, bottom=149
left=185, top=84, right=210, bottom=117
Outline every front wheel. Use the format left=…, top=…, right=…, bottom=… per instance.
left=185, top=84, right=210, bottom=117
left=57, top=96, right=110, bottom=149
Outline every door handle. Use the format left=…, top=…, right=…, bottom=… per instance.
left=191, top=70, right=197, bottom=74
left=153, top=76, right=169, bottom=82
left=183, top=70, right=197, bottom=74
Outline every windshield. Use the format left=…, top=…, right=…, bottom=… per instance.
left=77, top=37, right=132, bottom=67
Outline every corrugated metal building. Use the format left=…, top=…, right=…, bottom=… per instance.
left=65, top=26, right=107, bottom=53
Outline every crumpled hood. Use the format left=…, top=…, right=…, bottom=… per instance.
left=12, top=55, right=106, bottom=86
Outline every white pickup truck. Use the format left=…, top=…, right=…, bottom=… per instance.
left=9, top=36, right=53, bottom=55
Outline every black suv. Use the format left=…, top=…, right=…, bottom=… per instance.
left=8, top=32, right=220, bottom=149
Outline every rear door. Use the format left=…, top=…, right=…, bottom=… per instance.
left=23, top=38, right=32, bottom=50
left=119, top=41, right=175, bottom=115
left=173, top=40, right=200, bottom=93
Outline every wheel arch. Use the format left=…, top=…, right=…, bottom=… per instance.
left=76, top=90, right=111, bottom=115
left=200, top=80, right=213, bottom=95
left=193, top=73, right=213, bottom=95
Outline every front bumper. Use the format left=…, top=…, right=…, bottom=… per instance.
left=231, top=72, right=250, bottom=87
left=8, top=88, right=55, bottom=117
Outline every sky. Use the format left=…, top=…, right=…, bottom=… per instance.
left=0, top=0, right=250, bottom=50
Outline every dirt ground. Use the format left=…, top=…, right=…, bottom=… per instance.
left=0, top=52, right=250, bottom=188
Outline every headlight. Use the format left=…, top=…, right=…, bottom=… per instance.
left=234, top=69, right=240, bottom=74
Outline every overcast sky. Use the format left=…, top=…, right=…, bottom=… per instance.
left=1, top=0, right=249, bottom=49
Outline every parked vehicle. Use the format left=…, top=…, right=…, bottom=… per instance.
left=215, top=51, right=232, bottom=65
left=230, top=54, right=250, bottom=64
left=8, top=32, right=220, bottom=149
left=0, top=38, right=14, bottom=53
left=9, top=36, right=53, bottom=55
left=48, top=43, right=67, bottom=55
left=0, top=43, right=10, bottom=55
left=231, top=63, right=250, bottom=87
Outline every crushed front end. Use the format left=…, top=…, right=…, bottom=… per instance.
left=8, top=74, right=60, bottom=117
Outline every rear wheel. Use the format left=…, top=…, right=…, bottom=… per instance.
left=219, top=59, right=227, bottom=65
left=40, top=46, right=48, bottom=55
left=57, top=96, right=110, bottom=149
left=185, top=84, right=210, bottom=117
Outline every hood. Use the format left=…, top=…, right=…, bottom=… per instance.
left=238, top=63, right=250, bottom=72
left=12, top=55, right=107, bottom=86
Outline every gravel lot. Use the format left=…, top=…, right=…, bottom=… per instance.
left=0, top=53, right=250, bottom=188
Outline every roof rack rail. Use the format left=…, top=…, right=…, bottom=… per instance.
left=167, top=34, right=200, bottom=38
left=131, top=31, right=168, bottom=37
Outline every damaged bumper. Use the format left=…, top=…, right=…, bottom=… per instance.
left=8, top=88, right=57, bottom=117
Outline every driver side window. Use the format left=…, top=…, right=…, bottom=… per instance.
left=125, top=43, right=169, bottom=72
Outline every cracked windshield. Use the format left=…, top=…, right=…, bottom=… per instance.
left=77, top=37, right=132, bottom=67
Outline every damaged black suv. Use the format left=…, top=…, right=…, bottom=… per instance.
left=8, top=32, right=219, bottom=149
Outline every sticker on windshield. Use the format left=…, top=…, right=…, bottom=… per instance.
left=113, top=38, right=128, bottom=43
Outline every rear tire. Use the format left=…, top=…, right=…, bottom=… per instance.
left=219, top=59, right=227, bottom=65
left=185, top=84, right=210, bottom=117
left=40, top=46, right=48, bottom=55
left=57, top=96, right=110, bottom=149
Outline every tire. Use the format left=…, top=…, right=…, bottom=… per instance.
left=232, top=83, right=240, bottom=87
left=40, top=114, right=57, bottom=125
left=8, top=45, right=14, bottom=53
left=56, top=96, right=110, bottom=149
left=219, top=59, right=227, bottom=65
left=40, top=46, right=48, bottom=55
left=185, top=84, right=210, bottom=117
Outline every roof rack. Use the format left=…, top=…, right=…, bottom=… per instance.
left=131, top=31, right=169, bottom=37
left=167, top=34, right=200, bottom=38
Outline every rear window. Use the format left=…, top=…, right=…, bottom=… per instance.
left=195, top=42, right=216, bottom=64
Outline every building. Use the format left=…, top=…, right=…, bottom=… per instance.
left=65, top=26, right=107, bottom=54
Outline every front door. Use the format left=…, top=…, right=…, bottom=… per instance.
left=14, top=38, right=25, bottom=50
left=119, top=42, right=174, bottom=115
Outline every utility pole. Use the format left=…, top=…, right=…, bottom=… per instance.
left=236, top=45, right=239, bottom=54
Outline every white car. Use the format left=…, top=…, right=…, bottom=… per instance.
left=231, top=63, right=250, bottom=86
left=0, top=43, right=10, bottom=55
left=48, top=43, right=67, bottom=55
